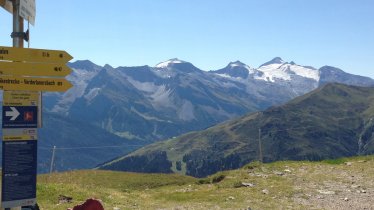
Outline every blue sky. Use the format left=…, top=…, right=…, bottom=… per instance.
left=1, top=0, right=373, bottom=78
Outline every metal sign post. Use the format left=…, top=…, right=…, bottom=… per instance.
left=0, top=1, right=73, bottom=209
left=2, top=1, right=33, bottom=209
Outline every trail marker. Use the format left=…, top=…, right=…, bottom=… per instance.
left=0, top=76, right=72, bottom=92
left=0, top=0, right=12, bottom=13
left=0, top=46, right=73, bottom=63
left=0, top=61, right=71, bottom=77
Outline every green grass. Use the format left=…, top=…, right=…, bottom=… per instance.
left=321, top=157, right=349, bottom=164
left=28, top=155, right=374, bottom=209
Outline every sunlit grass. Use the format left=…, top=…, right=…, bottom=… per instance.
left=30, top=155, right=374, bottom=209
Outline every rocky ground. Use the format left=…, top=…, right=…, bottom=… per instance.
left=291, top=160, right=373, bottom=209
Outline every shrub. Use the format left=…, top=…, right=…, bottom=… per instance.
left=212, top=174, right=225, bottom=183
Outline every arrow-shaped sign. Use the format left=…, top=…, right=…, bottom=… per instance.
left=0, top=75, right=73, bottom=92
left=5, top=107, right=20, bottom=121
left=0, top=46, right=73, bottom=63
left=0, top=0, right=13, bottom=14
left=0, top=61, right=72, bottom=77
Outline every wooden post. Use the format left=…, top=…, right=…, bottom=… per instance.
left=258, top=128, right=263, bottom=163
left=49, top=146, right=56, bottom=174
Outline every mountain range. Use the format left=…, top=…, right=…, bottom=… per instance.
left=99, top=83, right=374, bottom=177
left=2, top=57, right=373, bottom=173
left=45, top=57, right=374, bottom=143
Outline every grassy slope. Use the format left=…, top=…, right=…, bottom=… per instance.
left=36, top=155, right=374, bottom=210
left=101, top=83, right=374, bottom=177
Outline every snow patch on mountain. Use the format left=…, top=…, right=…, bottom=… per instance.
left=127, top=77, right=159, bottom=93
left=229, top=61, right=254, bottom=72
left=84, top=88, right=101, bottom=103
left=255, top=59, right=319, bottom=82
left=215, top=73, right=233, bottom=78
left=256, top=63, right=291, bottom=82
left=213, top=61, right=255, bottom=79
left=155, top=58, right=186, bottom=68
left=286, top=64, right=320, bottom=81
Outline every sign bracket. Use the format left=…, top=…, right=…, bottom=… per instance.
left=10, top=30, right=29, bottom=42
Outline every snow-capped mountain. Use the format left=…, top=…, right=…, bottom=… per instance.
left=155, top=58, right=187, bottom=68
left=213, top=61, right=255, bottom=79
left=255, top=57, right=319, bottom=82
left=213, top=57, right=320, bottom=82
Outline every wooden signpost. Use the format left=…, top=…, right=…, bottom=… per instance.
left=0, top=0, right=73, bottom=209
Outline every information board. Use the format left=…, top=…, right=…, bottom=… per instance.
left=1, top=140, right=37, bottom=208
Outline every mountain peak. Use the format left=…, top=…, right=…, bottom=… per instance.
left=229, top=60, right=246, bottom=66
left=155, top=58, right=187, bottom=68
left=212, top=60, right=253, bottom=79
left=259, top=57, right=285, bottom=67
left=103, top=64, right=114, bottom=70
left=68, top=60, right=102, bottom=71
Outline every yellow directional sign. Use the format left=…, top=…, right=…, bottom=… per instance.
left=0, top=0, right=13, bottom=14
left=3, top=91, right=39, bottom=106
left=0, top=61, right=71, bottom=77
left=0, top=46, right=73, bottom=63
left=0, top=75, right=72, bottom=92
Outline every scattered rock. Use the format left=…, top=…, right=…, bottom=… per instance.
left=226, top=196, right=235, bottom=201
left=351, top=184, right=360, bottom=189
left=241, top=182, right=255, bottom=187
left=58, top=195, right=73, bottom=204
left=284, top=169, right=292, bottom=173
left=274, top=171, right=284, bottom=176
left=262, top=189, right=269, bottom=195
left=345, top=162, right=352, bottom=166
left=361, top=189, right=367, bottom=193
left=317, top=190, right=335, bottom=195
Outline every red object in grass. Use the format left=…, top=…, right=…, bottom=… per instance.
left=70, top=198, right=104, bottom=210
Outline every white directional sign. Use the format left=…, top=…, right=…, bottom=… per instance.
left=20, top=0, right=35, bottom=25
left=0, top=0, right=35, bottom=25
left=2, top=91, right=39, bottom=129
left=5, top=106, right=20, bottom=121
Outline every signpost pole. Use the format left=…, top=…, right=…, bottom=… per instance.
left=12, top=0, right=23, bottom=48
